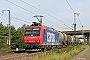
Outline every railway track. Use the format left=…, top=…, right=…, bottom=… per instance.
left=0, top=50, right=49, bottom=60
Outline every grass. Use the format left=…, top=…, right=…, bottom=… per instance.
left=32, top=44, right=89, bottom=60
left=0, top=46, right=9, bottom=50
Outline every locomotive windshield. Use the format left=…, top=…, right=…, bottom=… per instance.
left=25, top=28, right=40, bottom=36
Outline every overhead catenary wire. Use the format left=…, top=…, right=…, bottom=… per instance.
left=5, top=0, right=70, bottom=29
left=65, top=0, right=75, bottom=12
left=65, top=0, right=84, bottom=29
left=19, top=0, right=73, bottom=29
left=32, top=0, right=75, bottom=30
left=5, top=0, right=35, bottom=14
left=5, top=0, right=73, bottom=30
left=77, top=14, right=82, bottom=26
left=30, top=0, right=73, bottom=29
left=44, top=18, right=63, bottom=28
left=11, top=17, right=31, bottom=23
left=0, top=15, right=25, bottom=29
left=1, top=9, right=63, bottom=29
left=1, top=10, right=62, bottom=29
left=0, top=12, right=31, bottom=24
left=77, top=14, right=83, bottom=28
left=31, top=0, right=66, bottom=20
left=65, top=0, right=83, bottom=27
left=0, top=11, right=63, bottom=29
left=31, top=0, right=41, bottom=7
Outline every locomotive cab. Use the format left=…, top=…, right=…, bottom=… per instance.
left=23, top=25, right=45, bottom=50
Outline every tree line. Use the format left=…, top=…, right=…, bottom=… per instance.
left=0, top=22, right=26, bottom=50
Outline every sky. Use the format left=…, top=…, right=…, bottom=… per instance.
left=0, top=0, right=90, bottom=31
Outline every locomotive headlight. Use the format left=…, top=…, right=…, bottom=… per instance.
left=25, top=40, right=28, bottom=42
left=41, top=44, right=43, bottom=45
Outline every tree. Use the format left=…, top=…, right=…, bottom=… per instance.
left=13, top=24, right=26, bottom=49
left=10, top=25, right=17, bottom=49
left=0, top=22, right=4, bottom=36
left=0, top=22, right=8, bottom=50
left=0, top=22, right=26, bottom=50
left=10, top=25, right=16, bottom=41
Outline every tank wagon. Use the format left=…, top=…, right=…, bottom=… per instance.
left=79, top=39, right=84, bottom=44
left=23, top=22, right=80, bottom=51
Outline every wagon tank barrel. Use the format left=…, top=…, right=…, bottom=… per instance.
left=61, top=30, right=90, bottom=44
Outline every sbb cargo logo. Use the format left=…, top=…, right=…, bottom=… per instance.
left=47, top=32, right=55, bottom=42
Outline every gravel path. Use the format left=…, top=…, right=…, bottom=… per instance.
left=70, top=46, right=90, bottom=60
left=0, top=50, right=47, bottom=60
left=0, top=50, right=14, bottom=56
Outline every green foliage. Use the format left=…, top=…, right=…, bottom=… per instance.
left=11, top=24, right=26, bottom=49
left=0, top=36, right=8, bottom=50
left=0, top=22, right=8, bottom=50
left=0, top=22, right=4, bottom=36
left=32, top=44, right=89, bottom=60
left=14, top=24, right=26, bottom=49
left=0, top=22, right=26, bottom=50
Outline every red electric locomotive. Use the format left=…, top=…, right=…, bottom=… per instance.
left=23, top=22, right=80, bottom=52
left=23, top=22, right=45, bottom=51
left=23, top=22, right=60, bottom=51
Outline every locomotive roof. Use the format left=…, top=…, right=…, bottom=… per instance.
left=43, top=25, right=58, bottom=32
left=25, top=25, right=58, bottom=32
